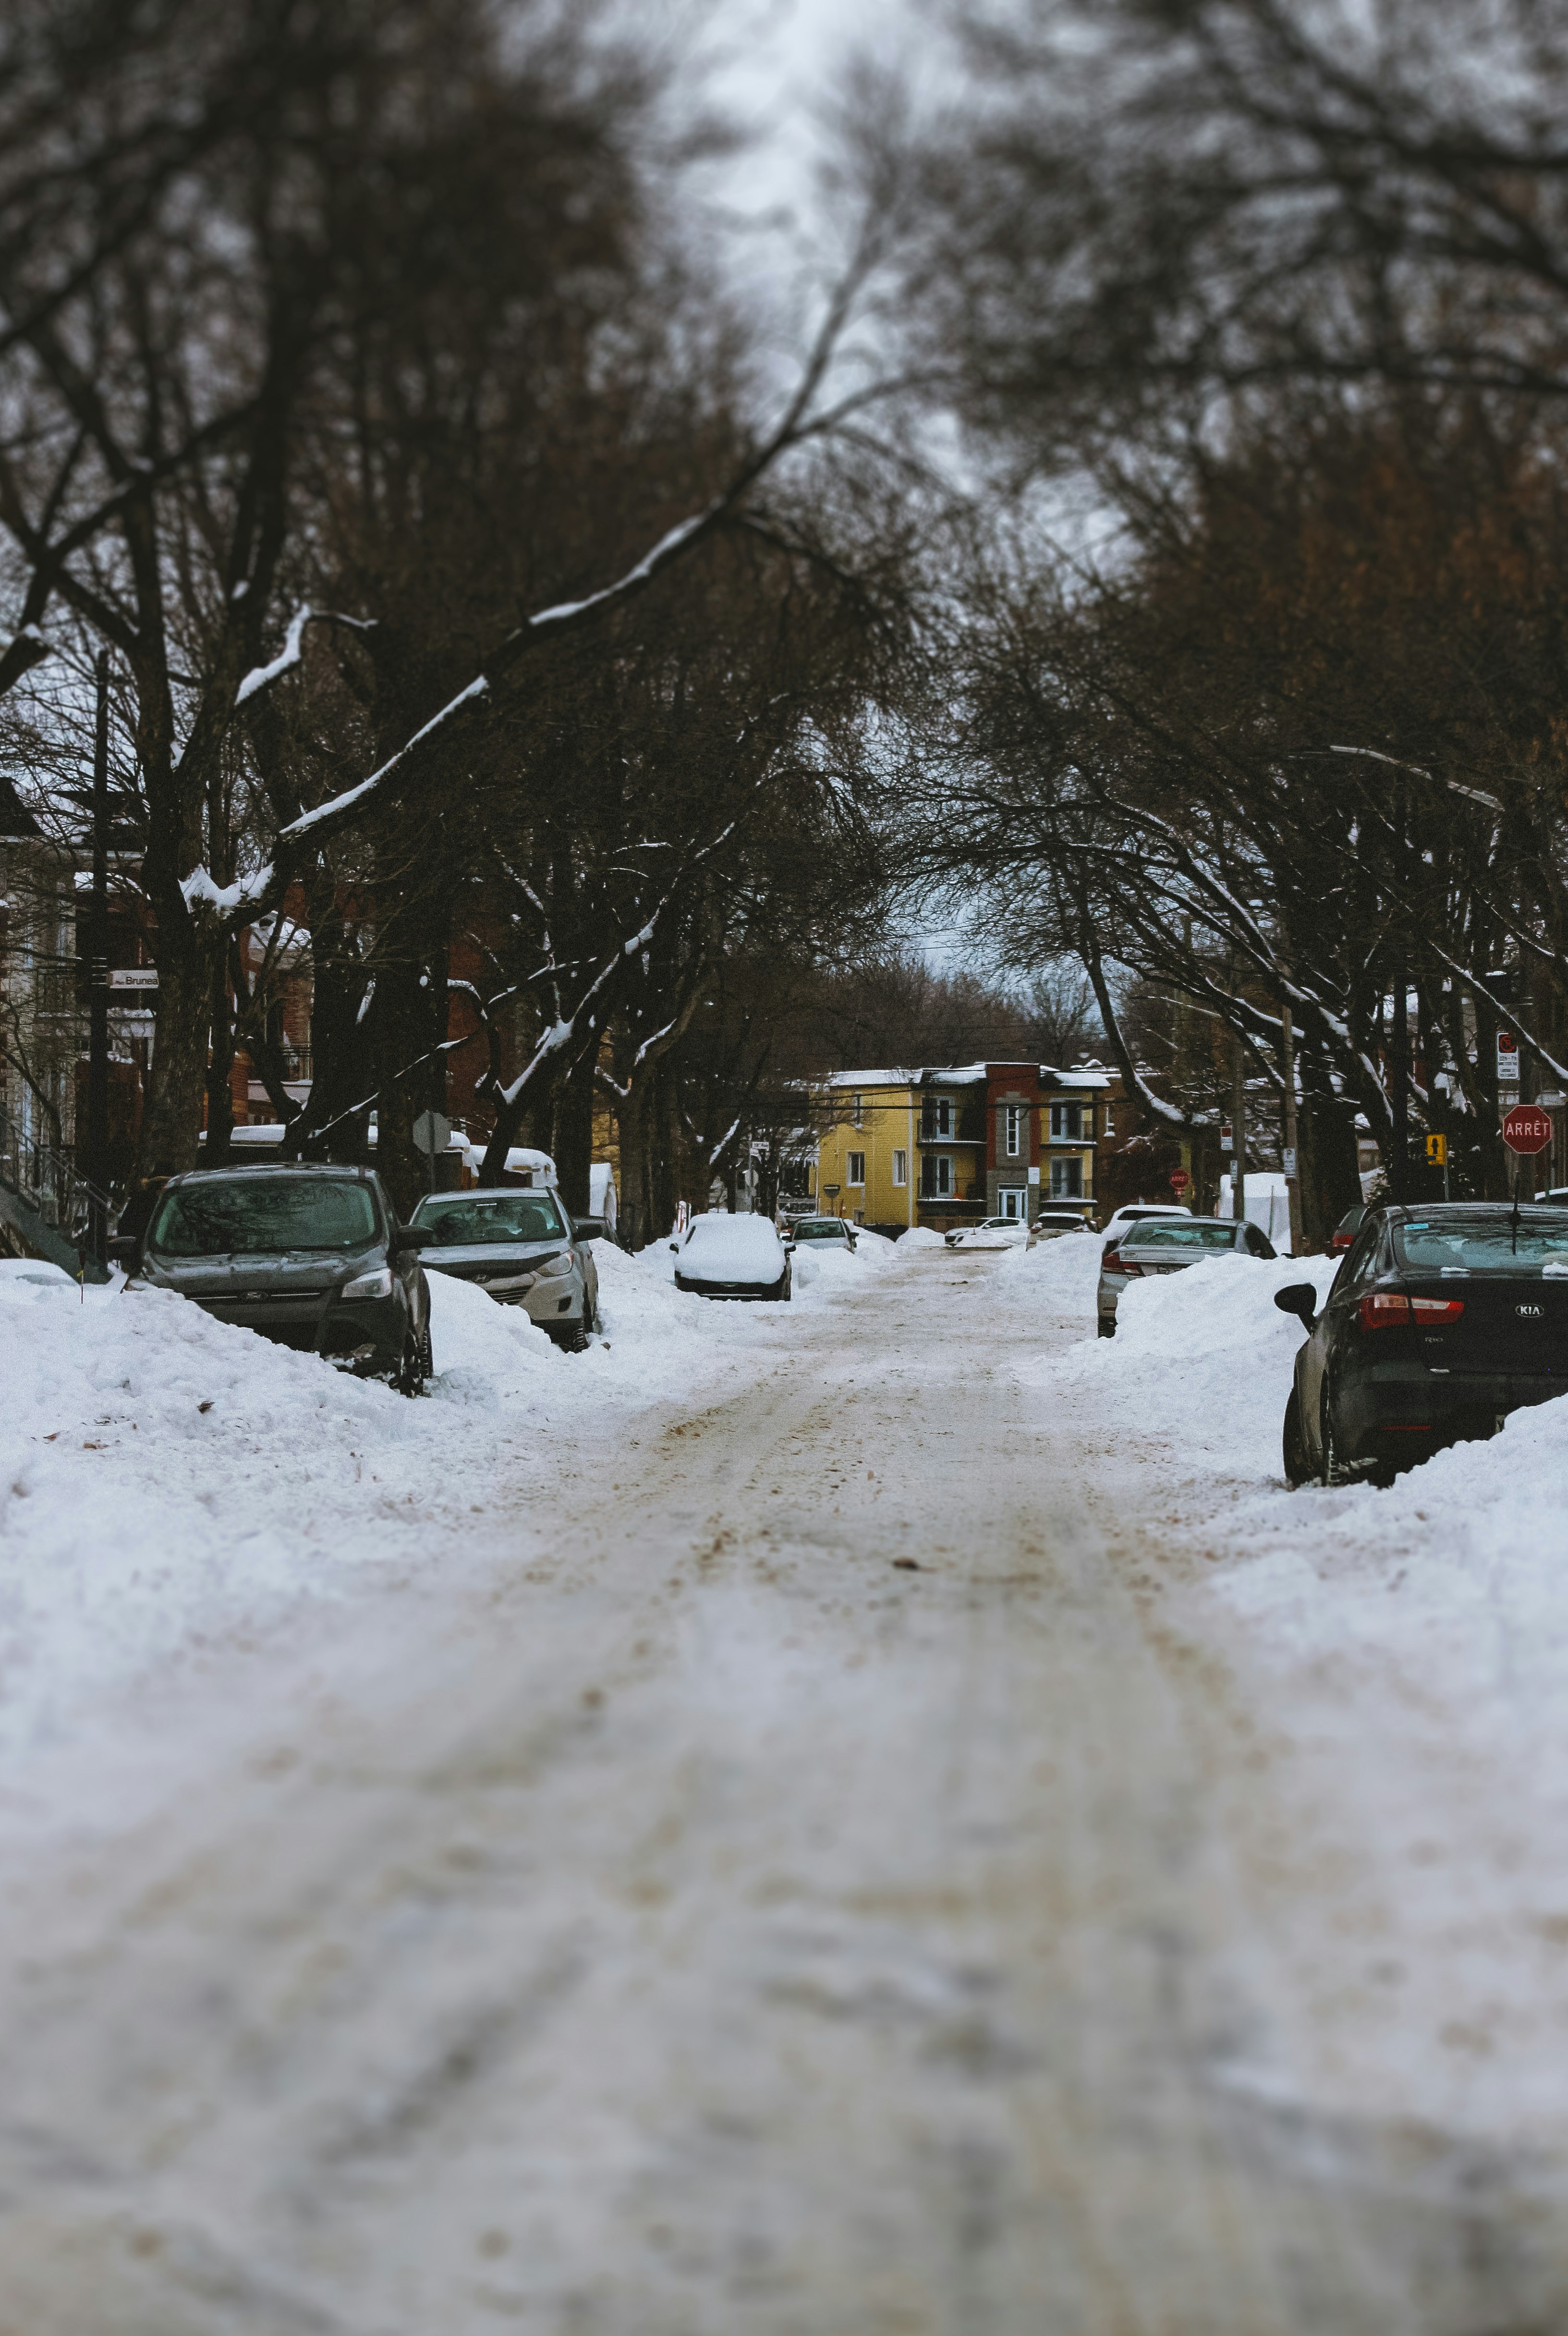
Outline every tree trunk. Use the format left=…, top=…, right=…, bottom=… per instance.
left=205, top=947, right=235, bottom=1167
left=553, top=1052, right=596, bottom=1218
left=1296, top=1043, right=1361, bottom=1249
left=138, top=931, right=217, bottom=1175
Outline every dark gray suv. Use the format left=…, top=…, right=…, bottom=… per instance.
left=118, top=1164, right=434, bottom=1395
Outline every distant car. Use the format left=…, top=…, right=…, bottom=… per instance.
left=671, top=1213, right=792, bottom=1300
left=119, top=1163, right=434, bottom=1394
left=789, top=1216, right=857, bottom=1251
left=1097, top=1213, right=1277, bottom=1336
left=410, top=1185, right=602, bottom=1349
left=1031, top=1208, right=1096, bottom=1241
left=946, top=1216, right=1030, bottom=1249
left=1100, top=1202, right=1192, bottom=1245
left=1329, top=1203, right=1365, bottom=1255
left=1276, top=1201, right=1568, bottom=1486
left=0, top=1257, right=77, bottom=1294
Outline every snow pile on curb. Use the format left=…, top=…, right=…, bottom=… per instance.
left=994, top=1229, right=1103, bottom=1311
left=1016, top=1238, right=1568, bottom=2138
left=0, top=1242, right=766, bottom=1759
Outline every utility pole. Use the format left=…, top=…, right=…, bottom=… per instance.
left=85, top=650, right=110, bottom=1263
left=1230, top=1033, right=1247, bottom=1225
left=1280, top=1001, right=1302, bottom=1256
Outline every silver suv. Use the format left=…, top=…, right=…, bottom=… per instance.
left=409, top=1185, right=602, bottom=1349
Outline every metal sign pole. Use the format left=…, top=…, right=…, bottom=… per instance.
left=86, top=650, right=110, bottom=1263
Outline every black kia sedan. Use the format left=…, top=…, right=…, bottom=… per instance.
left=116, top=1164, right=434, bottom=1394
left=1276, top=1202, right=1568, bottom=1485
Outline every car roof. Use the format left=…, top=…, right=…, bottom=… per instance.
left=416, top=1185, right=562, bottom=1201
left=165, top=1161, right=379, bottom=1184
left=1122, top=1215, right=1239, bottom=1233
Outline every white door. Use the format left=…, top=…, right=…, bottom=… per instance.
left=999, top=1187, right=1025, bottom=1220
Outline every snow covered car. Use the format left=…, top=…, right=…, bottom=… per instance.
left=789, top=1215, right=857, bottom=1251
left=119, top=1164, right=435, bottom=1394
left=1276, top=1201, right=1568, bottom=1487
left=410, top=1185, right=600, bottom=1349
left=0, top=1257, right=78, bottom=1295
left=671, top=1213, right=792, bottom=1301
left=945, top=1216, right=1030, bottom=1250
left=1097, top=1213, right=1276, bottom=1336
left=1099, top=1202, right=1193, bottom=1245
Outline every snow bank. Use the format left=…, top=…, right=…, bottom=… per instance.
left=1010, top=1236, right=1568, bottom=2136
left=0, top=1242, right=772, bottom=1761
left=994, top=1226, right=1103, bottom=1311
left=894, top=1226, right=945, bottom=1250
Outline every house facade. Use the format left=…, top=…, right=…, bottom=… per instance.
left=813, top=1061, right=1111, bottom=1231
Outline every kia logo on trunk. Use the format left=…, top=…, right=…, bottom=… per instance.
left=1517, top=1302, right=1543, bottom=1318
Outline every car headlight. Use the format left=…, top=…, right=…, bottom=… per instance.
left=340, top=1265, right=394, bottom=1300
left=534, top=1251, right=575, bottom=1280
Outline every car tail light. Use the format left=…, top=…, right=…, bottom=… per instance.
left=1411, top=1296, right=1465, bottom=1324
left=1331, top=1231, right=1354, bottom=1251
left=1358, top=1290, right=1410, bottom=1331
left=1103, top=1249, right=1141, bottom=1276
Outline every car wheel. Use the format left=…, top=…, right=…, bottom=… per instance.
left=419, top=1322, right=434, bottom=1382
left=1282, top=1385, right=1310, bottom=1488
left=396, top=1330, right=427, bottom=1399
left=1318, top=1383, right=1345, bottom=1487
left=1097, top=1316, right=1115, bottom=1339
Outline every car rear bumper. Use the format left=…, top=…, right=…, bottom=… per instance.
left=675, top=1274, right=784, bottom=1300
left=1339, top=1363, right=1567, bottom=1459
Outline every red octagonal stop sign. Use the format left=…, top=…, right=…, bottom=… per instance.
left=1501, top=1102, right=1554, bottom=1155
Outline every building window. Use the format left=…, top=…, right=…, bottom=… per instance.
left=1004, top=1102, right=1023, bottom=1157
left=847, top=1151, right=865, bottom=1186
left=851, top=1093, right=863, bottom=1126
left=921, top=1154, right=954, bottom=1198
left=1051, top=1156, right=1083, bottom=1199
left=930, top=1096, right=952, bottom=1136
left=1103, top=1104, right=1114, bottom=1137
left=1050, top=1101, right=1086, bottom=1142
left=892, top=1148, right=907, bottom=1186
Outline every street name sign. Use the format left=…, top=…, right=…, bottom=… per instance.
left=109, top=967, right=158, bottom=991
left=1501, top=1103, right=1552, bottom=1156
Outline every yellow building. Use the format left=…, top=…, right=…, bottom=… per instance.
left=812, top=1062, right=1108, bottom=1231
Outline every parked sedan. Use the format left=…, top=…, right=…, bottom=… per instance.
left=410, top=1186, right=602, bottom=1348
left=121, top=1164, right=434, bottom=1394
left=1276, top=1202, right=1568, bottom=1486
left=789, top=1216, right=857, bottom=1252
left=1097, top=1213, right=1277, bottom=1336
left=671, top=1213, right=791, bottom=1300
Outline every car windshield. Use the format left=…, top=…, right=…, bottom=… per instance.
left=792, top=1221, right=847, bottom=1239
left=1127, top=1221, right=1239, bottom=1251
left=149, top=1175, right=377, bottom=1256
left=1393, top=1212, right=1568, bottom=1276
left=413, top=1193, right=566, bottom=1245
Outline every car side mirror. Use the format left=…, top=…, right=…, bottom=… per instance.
left=1274, top=1283, right=1317, bottom=1329
left=107, top=1234, right=140, bottom=1267
left=669, top=1240, right=679, bottom=1252
left=573, top=1217, right=605, bottom=1242
left=783, top=1240, right=796, bottom=1252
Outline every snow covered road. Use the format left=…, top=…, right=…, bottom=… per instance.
left=1, top=1245, right=1566, bottom=2333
